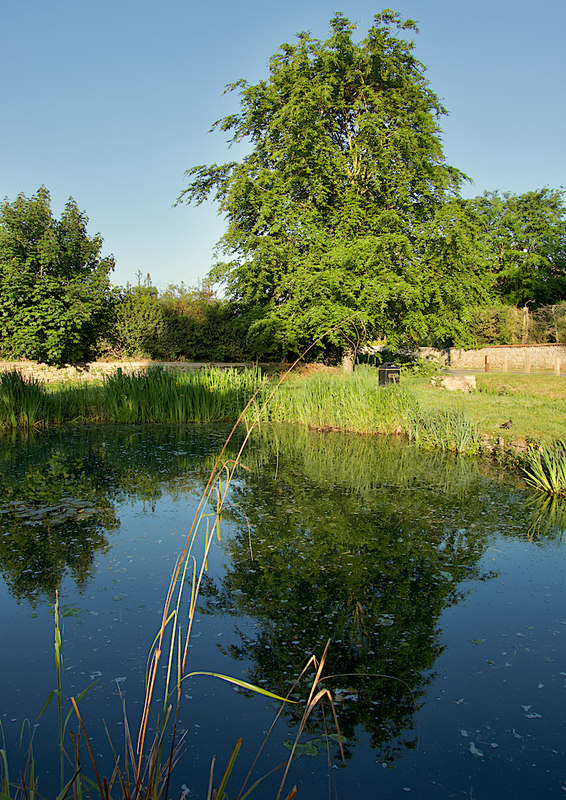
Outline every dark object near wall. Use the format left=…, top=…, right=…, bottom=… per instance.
left=378, top=364, right=401, bottom=385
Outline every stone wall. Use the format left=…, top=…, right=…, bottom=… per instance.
left=361, top=343, right=566, bottom=372
left=447, top=343, right=566, bottom=372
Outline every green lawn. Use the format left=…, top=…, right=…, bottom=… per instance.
left=404, top=372, right=566, bottom=445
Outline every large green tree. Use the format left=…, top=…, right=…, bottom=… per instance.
left=0, top=187, right=115, bottom=365
left=179, top=11, right=487, bottom=366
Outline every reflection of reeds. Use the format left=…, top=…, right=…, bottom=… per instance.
left=525, top=493, right=566, bottom=541
left=245, top=424, right=486, bottom=498
left=521, top=439, right=566, bottom=495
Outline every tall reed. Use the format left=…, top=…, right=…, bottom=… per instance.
left=0, top=371, right=49, bottom=429
left=408, top=408, right=479, bottom=454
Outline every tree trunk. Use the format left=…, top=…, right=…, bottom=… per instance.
left=341, top=346, right=356, bottom=374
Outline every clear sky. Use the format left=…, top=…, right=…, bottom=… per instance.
left=1, top=0, right=564, bottom=290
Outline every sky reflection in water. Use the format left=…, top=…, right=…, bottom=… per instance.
left=0, top=424, right=564, bottom=798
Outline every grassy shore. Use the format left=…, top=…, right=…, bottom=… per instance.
left=248, top=366, right=563, bottom=450
left=1, top=362, right=564, bottom=451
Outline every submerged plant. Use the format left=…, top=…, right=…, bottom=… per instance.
left=521, top=439, right=566, bottom=495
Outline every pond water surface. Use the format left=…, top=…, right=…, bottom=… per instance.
left=0, top=424, right=565, bottom=798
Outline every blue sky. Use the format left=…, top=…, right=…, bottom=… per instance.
left=1, top=0, right=564, bottom=290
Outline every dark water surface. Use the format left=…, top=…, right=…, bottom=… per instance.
left=0, top=424, right=565, bottom=798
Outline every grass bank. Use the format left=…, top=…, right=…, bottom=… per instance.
left=247, top=366, right=565, bottom=453
left=249, top=368, right=480, bottom=454
left=406, top=372, right=566, bottom=446
left=2, top=363, right=564, bottom=453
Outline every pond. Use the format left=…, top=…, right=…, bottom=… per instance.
left=0, top=424, right=565, bottom=798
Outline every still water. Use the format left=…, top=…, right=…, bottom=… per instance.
left=0, top=424, right=565, bottom=798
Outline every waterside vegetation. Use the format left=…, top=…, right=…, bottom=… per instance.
left=0, top=366, right=265, bottom=429
left=2, top=364, right=566, bottom=453
left=521, top=439, right=566, bottom=495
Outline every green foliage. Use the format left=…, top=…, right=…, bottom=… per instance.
left=465, top=188, right=566, bottom=307
left=358, top=348, right=447, bottom=377
left=462, top=300, right=566, bottom=346
left=112, top=275, right=166, bottom=358
left=158, top=282, right=247, bottom=361
left=0, top=187, right=115, bottom=365
left=109, top=276, right=247, bottom=361
left=179, top=12, right=484, bottom=359
left=528, top=301, right=566, bottom=343
left=521, top=439, right=566, bottom=495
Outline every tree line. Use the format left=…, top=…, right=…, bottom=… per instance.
left=1, top=11, right=565, bottom=366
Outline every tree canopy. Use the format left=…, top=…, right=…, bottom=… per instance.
left=465, top=188, right=566, bottom=307
left=0, top=187, right=114, bottom=365
left=179, top=10, right=489, bottom=363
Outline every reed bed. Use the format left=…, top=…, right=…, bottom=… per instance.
left=0, top=367, right=266, bottom=429
left=407, top=408, right=480, bottom=454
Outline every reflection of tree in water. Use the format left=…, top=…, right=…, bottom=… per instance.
left=201, top=427, right=533, bottom=762
left=0, top=441, right=118, bottom=603
left=0, top=425, right=241, bottom=604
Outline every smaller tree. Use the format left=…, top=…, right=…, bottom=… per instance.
left=0, top=187, right=115, bottom=365
left=113, top=274, right=167, bottom=358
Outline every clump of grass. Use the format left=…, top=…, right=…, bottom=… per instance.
left=408, top=408, right=479, bottom=454
left=252, top=369, right=417, bottom=435
left=521, top=439, right=566, bottom=495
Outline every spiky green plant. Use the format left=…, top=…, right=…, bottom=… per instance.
left=521, top=439, right=566, bottom=495
left=0, top=371, right=49, bottom=430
